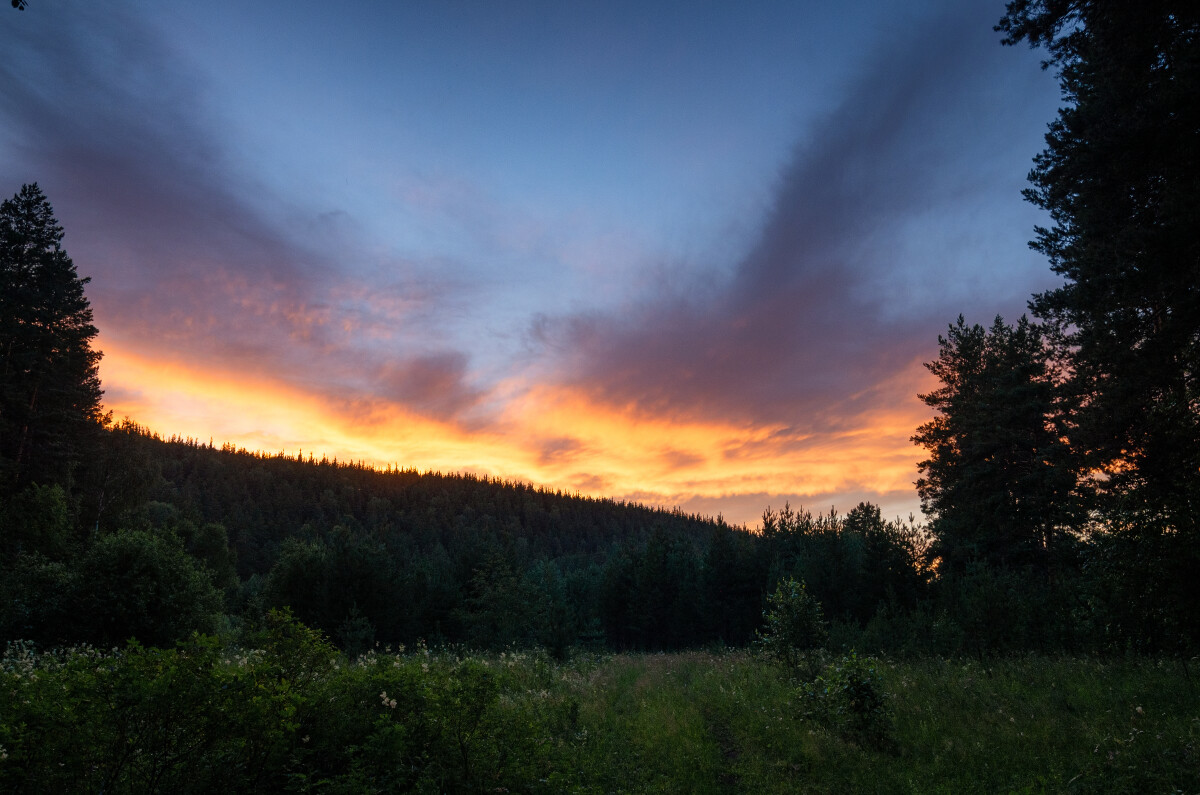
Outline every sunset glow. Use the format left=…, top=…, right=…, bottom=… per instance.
left=4, top=1, right=1064, bottom=528
left=100, top=339, right=935, bottom=525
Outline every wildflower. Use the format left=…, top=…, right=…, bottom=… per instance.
left=380, top=690, right=397, bottom=709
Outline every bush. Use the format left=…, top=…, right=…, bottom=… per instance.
left=0, top=483, right=74, bottom=562
left=799, top=651, right=891, bottom=748
left=755, top=577, right=827, bottom=678
left=74, top=528, right=223, bottom=647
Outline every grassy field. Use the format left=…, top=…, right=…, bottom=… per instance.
left=563, top=651, right=1199, bottom=793
left=3, top=630, right=1198, bottom=793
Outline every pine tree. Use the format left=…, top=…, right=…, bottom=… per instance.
left=912, top=316, right=1079, bottom=573
left=998, top=1, right=1200, bottom=538
left=0, top=183, right=105, bottom=493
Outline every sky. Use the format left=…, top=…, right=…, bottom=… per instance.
left=0, top=0, right=1062, bottom=527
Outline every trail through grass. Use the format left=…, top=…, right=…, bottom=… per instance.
left=3, top=639, right=1197, bottom=792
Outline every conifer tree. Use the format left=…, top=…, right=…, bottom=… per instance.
left=0, top=183, right=105, bottom=493
left=999, top=1, right=1200, bottom=538
left=913, top=316, right=1079, bottom=573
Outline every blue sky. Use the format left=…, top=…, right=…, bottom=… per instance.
left=0, top=0, right=1062, bottom=525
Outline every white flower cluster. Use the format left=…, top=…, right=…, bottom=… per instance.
left=221, top=648, right=265, bottom=669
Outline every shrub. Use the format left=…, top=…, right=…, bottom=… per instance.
left=755, top=577, right=828, bottom=678
left=799, top=651, right=891, bottom=748
left=74, top=528, right=223, bottom=647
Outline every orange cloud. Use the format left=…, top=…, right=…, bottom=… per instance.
left=99, top=337, right=934, bottom=527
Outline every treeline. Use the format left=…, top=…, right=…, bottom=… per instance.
left=2, top=421, right=934, bottom=656
left=5, top=415, right=1193, bottom=659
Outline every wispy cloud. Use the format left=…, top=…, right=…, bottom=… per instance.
left=0, top=3, right=485, bottom=424
left=532, top=4, right=1053, bottom=433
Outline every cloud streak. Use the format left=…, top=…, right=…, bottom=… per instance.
left=534, top=4, right=1053, bottom=435
left=0, top=3, right=488, bottom=423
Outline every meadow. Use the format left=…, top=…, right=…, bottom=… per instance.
left=3, top=615, right=1196, bottom=793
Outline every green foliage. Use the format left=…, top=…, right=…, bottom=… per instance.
left=799, top=652, right=891, bottom=748
left=3, top=643, right=1197, bottom=793
left=701, top=523, right=764, bottom=647
left=334, top=604, right=376, bottom=659
left=0, top=415, right=961, bottom=658
left=262, top=537, right=332, bottom=631
left=599, top=529, right=707, bottom=650
left=249, top=607, right=338, bottom=687
left=458, top=553, right=538, bottom=649
left=997, top=1, right=1200, bottom=647
left=73, top=528, right=223, bottom=647
left=1075, top=529, right=1199, bottom=654
left=759, top=504, right=929, bottom=627
left=85, top=419, right=163, bottom=534
left=0, top=552, right=75, bottom=645
left=0, top=482, right=73, bottom=561
left=183, top=521, right=239, bottom=594
left=755, top=577, right=828, bottom=677
left=524, top=558, right=582, bottom=659
left=0, top=625, right=589, bottom=792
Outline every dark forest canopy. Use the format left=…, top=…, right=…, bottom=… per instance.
left=3, top=421, right=934, bottom=655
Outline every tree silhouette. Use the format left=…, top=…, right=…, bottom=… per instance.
left=0, top=184, right=105, bottom=493
left=913, top=316, right=1079, bottom=573
left=999, top=0, right=1200, bottom=539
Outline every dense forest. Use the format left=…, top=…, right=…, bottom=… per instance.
left=2, top=417, right=935, bottom=657
left=4, top=409, right=1193, bottom=660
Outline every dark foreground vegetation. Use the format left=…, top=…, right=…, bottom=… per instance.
left=2, top=0, right=1199, bottom=791
left=3, top=615, right=1197, bottom=793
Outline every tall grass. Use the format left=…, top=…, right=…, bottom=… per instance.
left=3, top=634, right=1197, bottom=792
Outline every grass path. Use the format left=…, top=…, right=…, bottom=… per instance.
left=560, top=652, right=1200, bottom=793
left=4, top=641, right=1197, bottom=792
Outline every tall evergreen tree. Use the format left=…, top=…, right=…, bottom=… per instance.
left=913, top=316, right=1079, bottom=573
left=998, top=1, right=1200, bottom=537
left=0, top=183, right=105, bottom=493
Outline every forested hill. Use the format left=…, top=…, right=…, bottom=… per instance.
left=122, top=424, right=723, bottom=578
left=99, top=422, right=758, bottom=652
left=3, top=415, right=931, bottom=656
